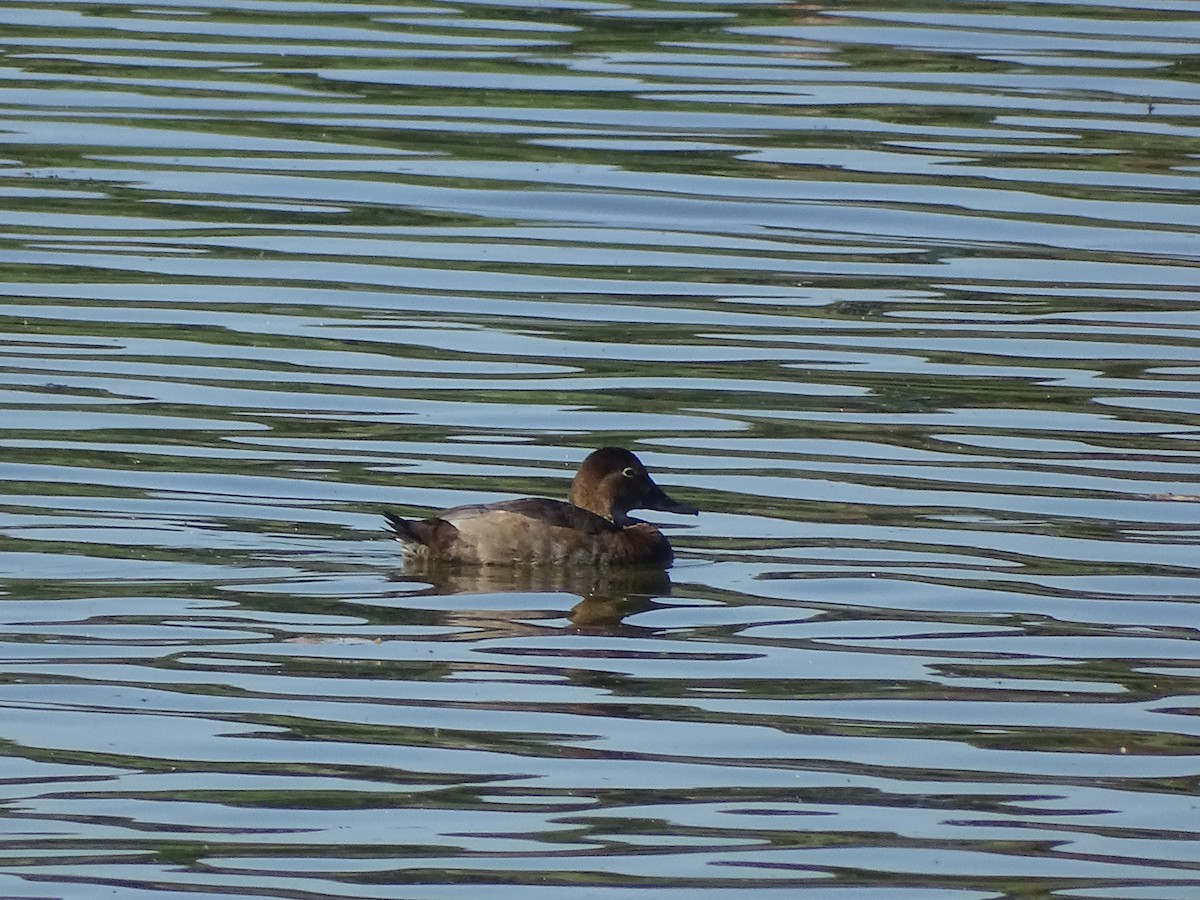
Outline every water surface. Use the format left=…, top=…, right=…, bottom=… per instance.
left=1, top=1, right=1199, bottom=898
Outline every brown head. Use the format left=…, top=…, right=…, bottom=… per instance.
left=568, top=447, right=698, bottom=526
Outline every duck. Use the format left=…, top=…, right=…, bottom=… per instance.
left=384, top=447, right=697, bottom=567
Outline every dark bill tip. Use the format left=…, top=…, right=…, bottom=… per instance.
left=645, top=483, right=699, bottom=516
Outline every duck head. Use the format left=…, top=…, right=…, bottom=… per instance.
left=568, top=447, right=698, bottom=526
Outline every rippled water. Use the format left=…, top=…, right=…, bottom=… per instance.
left=2, top=1, right=1199, bottom=898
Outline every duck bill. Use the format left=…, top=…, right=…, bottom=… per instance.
left=643, top=482, right=699, bottom=516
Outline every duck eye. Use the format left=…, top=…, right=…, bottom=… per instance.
left=621, top=466, right=637, bottom=479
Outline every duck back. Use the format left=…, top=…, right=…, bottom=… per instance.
left=385, top=498, right=672, bottom=566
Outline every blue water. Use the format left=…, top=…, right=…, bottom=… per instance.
left=1, top=1, right=1199, bottom=898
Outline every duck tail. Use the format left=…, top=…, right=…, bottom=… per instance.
left=383, top=511, right=422, bottom=546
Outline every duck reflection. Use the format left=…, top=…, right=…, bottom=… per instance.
left=396, top=562, right=674, bottom=630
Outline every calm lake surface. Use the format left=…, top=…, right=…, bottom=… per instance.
left=1, top=1, right=1199, bottom=898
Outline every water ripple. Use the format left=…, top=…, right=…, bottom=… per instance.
left=0, top=1, right=1198, bottom=898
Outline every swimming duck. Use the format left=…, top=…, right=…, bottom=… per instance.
left=384, top=447, right=697, bottom=566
